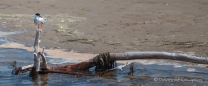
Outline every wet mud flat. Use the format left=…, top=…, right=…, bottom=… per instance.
left=1, top=37, right=208, bottom=86
left=0, top=0, right=208, bottom=55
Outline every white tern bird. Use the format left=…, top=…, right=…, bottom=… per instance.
left=34, top=13, right=47, bottom=30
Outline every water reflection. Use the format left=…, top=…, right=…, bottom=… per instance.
left=32, top=74, right=49, bottom=86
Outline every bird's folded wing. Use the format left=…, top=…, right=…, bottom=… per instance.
left=39, top=18, right=47, bottom=24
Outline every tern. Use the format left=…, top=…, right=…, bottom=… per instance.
left=34, top=13, right=47, bottom=30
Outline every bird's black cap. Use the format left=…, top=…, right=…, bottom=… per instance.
left=35, top=13, right=40, bottom=16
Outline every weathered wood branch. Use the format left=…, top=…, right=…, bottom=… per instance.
left=12, top=64, right=33, bottom=75
left=109, top=52, right=208, bottom=64
left=39, top=48, right=48, bottom=70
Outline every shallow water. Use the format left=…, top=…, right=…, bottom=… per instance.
left=0, top=31, right=208, bottom=86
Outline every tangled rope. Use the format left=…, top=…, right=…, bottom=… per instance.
left=93, top=52, right=116, bottom=71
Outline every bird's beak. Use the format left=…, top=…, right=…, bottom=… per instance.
left=39, top=16, right=42, bottom=18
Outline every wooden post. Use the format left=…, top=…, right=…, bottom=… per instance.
left=34, top=29, right=41, bottom=53
left=30, top=29, right=41, bottom=78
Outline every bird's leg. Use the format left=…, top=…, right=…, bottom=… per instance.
left=38, top=25, right=40, bottom=29
left=40, top=25, right=43, bottom=30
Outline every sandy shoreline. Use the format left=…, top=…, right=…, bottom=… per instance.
left=0, top=0, right=208, bottom=56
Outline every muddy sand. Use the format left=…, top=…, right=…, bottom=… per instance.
left=0, top=0, right=208, bottom=56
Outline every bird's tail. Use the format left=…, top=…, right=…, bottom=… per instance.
left=43, top=18, right=47, bottom=23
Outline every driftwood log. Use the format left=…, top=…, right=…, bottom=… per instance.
left=12, top=29, right=208, bottom=78
left=13, top=52, right=208, bottom=76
